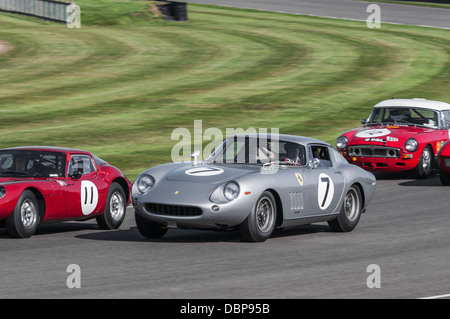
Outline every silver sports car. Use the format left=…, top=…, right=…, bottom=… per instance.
left=132, top=134, right=376, bottom=242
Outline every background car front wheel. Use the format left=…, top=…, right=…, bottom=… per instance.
left=328, top=185, right=362, bottom=232
left=97, top=182, right=126, bottom=229
left=6, top=190, right=40, bottom=238
left=414, top=145, right=432, bottom=179
left=239, top=191, right=277, bottom=242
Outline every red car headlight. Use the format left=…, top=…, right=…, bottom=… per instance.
left=336, top=136, right=348, bottom=149
left=405, top=138, right=418, bottom=152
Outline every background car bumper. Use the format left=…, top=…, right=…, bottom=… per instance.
left=344, top=156, right=418, bottom=172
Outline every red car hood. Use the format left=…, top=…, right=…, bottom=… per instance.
left=347, top=125, right=435, bottom=146
left=0, top=177, right=46, bottom=185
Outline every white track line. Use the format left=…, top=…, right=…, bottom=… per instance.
left=419, top=294, right=450, bottom=299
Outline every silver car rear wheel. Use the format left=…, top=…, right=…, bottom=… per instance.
left=328, top=185, right=362, bottom=232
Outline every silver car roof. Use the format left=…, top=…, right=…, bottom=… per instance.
left=228, top=133, right=331, bottom=147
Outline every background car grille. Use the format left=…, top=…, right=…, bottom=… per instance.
left=349, top=146, right=400, bottom=158
left=144, top=203, right=203, bottom=217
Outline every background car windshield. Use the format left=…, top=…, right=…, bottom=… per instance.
left=369, top=107, right=438, bottom=128
left=0, top=150, right=66, bottom=177
left=208, top=136, right=307, bottom=166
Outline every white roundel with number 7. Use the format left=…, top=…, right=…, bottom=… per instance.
left=318, top=173, right=334, bottom=210
left=81, top=180, right=99, bottom=215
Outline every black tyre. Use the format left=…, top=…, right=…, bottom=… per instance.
left=6, top=190, right=40, bottom=238
left=96, top=183, right=126, bottom=229
left=239, top=191, right=277, bottom=242
left=135, top=212, right=168, bottom=238
left=328, top=185, right=362, bottom=232
left=414, top=146, right=432, bottom=179
left=439, top=167, right=450, bottom=185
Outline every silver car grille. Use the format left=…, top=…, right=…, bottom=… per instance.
left=349, top=145, right=400, bottom=158
left=145, top=203, right=203, bottom=217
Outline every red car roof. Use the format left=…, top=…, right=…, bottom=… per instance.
left=0, top=146, right=91, bottom=155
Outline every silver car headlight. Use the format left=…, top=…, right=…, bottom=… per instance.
left=405, top=138, right=418, bottom=152
left=336, top=136, right=348, bottom=149
left=136, top=174, right=154, bottom=194
left=210, top=181, right=240, bottom=203
left=223, top=182, right=240, bottom=201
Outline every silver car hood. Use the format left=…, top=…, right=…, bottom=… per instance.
left=165, top=164, right=256, bottom=184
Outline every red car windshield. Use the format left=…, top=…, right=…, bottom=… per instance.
left=0, top=150, right=67, bottom=178
left=367, top=107, right=439, bottom=128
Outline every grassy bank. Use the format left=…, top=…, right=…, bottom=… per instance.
left=0, top=3, right=449, bottom=180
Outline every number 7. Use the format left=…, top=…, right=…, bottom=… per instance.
left=320, top=177, right=330, bottom=208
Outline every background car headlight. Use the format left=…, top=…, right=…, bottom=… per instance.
left=405, top=138, right=418, bottom=152
left=0, top=186, right=5, bottom=199
left=444, top=158, right=450, bottom=167
left=223, top=182, right=240, bottom=201
left=136, top=175, right=154, bottom=194
left=336, top=136, right=348, bottom=149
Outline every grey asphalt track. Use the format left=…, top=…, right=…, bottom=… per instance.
left=185, top=0, right=450, bottom=29
left=0, top=174, right=449, bottom=299
left=1, top=0, right=449, bottom=301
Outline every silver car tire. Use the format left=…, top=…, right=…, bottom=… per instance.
left=96, top=182, right=126, bottom=230
left=239, top=191, right=277, bottom=242
left=6, top=190, right=40, bottom=238
left=135, top=213, right=168, bottom=239
left=328, top=185, right=362, bottom=232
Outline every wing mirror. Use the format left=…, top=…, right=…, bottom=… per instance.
left=308, top=158, right=320, bottom=170
left=69, top=170, right=82, bottom=179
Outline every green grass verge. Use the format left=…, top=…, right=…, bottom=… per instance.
left=0, top=3, right=449, bottom=180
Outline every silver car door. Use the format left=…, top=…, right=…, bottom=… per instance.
left=304, top=144, right=345, bottom=215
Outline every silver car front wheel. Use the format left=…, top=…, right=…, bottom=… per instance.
left=239, top=191, right=277, bottom=242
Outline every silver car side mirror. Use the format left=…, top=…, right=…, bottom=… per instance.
left=308, top=158, right=320, bottom=170
left=191, top=149, right=201, bottom=166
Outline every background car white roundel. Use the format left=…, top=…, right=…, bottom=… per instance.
left=355, top=128, right=391, bottom=138
left=318, top=173, right=334, bottom=210
left=81, top=180, right=99, bottom=215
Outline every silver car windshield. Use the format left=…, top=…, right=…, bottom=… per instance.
left=207, top=136, right=307, bottom=166
left=367, top=107, right=439, bottom=128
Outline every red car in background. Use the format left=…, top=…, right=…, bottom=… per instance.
left=336, top=99, right=450, bottom=178
left=437, top=141, right=450, bottom=185
left=0, top=146, right=131, bottom=238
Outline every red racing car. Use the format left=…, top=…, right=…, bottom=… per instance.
left=437, top=141, right=450, bottom=185
left=0, top=146, right=131, bottom=238
left=336, top=99, right=450, bottom=178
